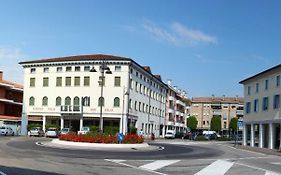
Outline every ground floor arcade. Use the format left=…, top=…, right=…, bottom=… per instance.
left=243, top=121, right=281, bottom=150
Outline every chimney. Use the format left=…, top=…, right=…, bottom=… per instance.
left=0, top=70, right=3, bottom=81
left=167, top=79, right=172, bottom=86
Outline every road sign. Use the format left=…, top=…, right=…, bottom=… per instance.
left=117, top=132, right=124, bottom=143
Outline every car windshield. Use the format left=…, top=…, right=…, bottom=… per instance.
left=61, top=128, right=69, bottom=132
left=167, top=132, right=173, bottom=134
left=82, top=127, right=89, bottom=131
left=31, top=128, right=39, bottom=131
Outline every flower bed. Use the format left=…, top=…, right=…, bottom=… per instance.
left=59, top=133, right=144, bottom=144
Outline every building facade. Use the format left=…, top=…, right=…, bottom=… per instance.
left=240, top=64, right=281, bottom=149
left=165, top=80, right=189, bottom=134
left=190, top=96, right=244, bottom=134
left=19, top=54, right=168, bottom=137
left=0, top=71, right=23, bottom=132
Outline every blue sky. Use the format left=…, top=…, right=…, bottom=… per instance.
left=0, top=1, right=280, bottom=97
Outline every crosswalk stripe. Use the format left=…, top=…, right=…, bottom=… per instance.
left=265, top=171, right=280, bottom=175
left=0, top=170, right=7, bottom=175
left=139, top=160, right=180, bottom=171
left=194, top=159, right=234, bottom=175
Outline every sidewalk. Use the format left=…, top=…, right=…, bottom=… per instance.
left=235, top=145, right=281, bottom=156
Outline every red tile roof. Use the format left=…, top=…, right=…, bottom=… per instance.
left=0, top=115, right=21, bottom=121
left=192, top=97, right=244, bottom=104
left=19, top=54, right=131, bottom=64
left=0, top=79, right=23, bottom=89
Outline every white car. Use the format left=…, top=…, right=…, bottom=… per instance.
left=78, top=127, right=90, bottom=135
left=164, top=130, right=175, bottom=139
left=46, top=128, right=59, bottom=138
left=29, top=127, right=45, bottom=137
left=59, top=128, right=70, bottom=136
left=0, top=126, right=14, bottom=136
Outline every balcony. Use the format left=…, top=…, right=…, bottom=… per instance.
left=168, top=96, right=174, bottom=101
left=60, top=105, right=82, bottom=114
left=176, top=100, right=185, bottom=106
left=168, top=108, right=174, bottom=113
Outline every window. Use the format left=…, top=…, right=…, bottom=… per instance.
left=56, top=97, right=61, bottom=106
left=30, top=68, right=36, bottom=73
left=43, top=77, right=49, bottom=87
left=29, top=97, right=35, bottom=106
left=65, top=97, right=71, bottom=106
left=135, top=101, right=138, bottom=111
left=74, top=77, right=80, bottom=86
left=277, top=75, right=280, bottom=87
left=135, top=82, right=138, bottom=92
left=139, top=102, right=141, bottom=111
left=65, top=77, right=71, bottom=86
left=42, top=96, right=48, bottom=106
left=130, top=68, right=133, bottom=74
left=75, top=66, right=80, bottom=72
left=73, top=97, right=80, bottom=111
left=246, top=102, right=251, bottom=114
left=43, top=67, right=49, bottom=73
left=84, top=76, right=90, bottom=86
left=130, top=79, right=133, bottom=89
left=57, top=67, right=62, bottom=72
left=84, top=66, right=90, bottom=71
left=115, top=66, right=121, bottom=71
left=56, top=77, right=62, bottom=87
left=262, top=97, right=269, bottom=111
left=30, top=78, right=35, bottom=87
left=273, top=94, right=280, bottom=109
left=66, top=66, right=72, bottom=72
left=114, top=97, right=120, bottom=107
left=255, top=83, right=259, bottom=93
left=247, top=86, right=251, bottom=95
left=114, top=77, right=121, bottom=87
left=129, top=99, right=132, bottom=109
left=98, top=97, right=104, bottom=106
left=254, top=99, right=259, bottom=112
left=265, top=79, right=269, bottom=90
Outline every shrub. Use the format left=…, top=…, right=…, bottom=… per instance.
left=89, top=125, right=99, bottom=134
left=45, top=124, right=59, bottom=131
left=103, top=126, right=119, bottom=135
left=194, top=136, right=208, bottom=141
left=130, top=127, right=137, bottom=134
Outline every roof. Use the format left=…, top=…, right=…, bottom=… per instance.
left=239, top=64, right=281, bottom=84
left=192, top=96, right=244, bottom=104
left=0, top=79, right=23, bottom=89
left=0, top=115, right=21, bottom=121
left=19, top=54, right=131, bottom=64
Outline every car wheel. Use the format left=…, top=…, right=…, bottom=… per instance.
left=12, top=132, right=14, bottom=136
left=5, top=132, right=7, bottom=136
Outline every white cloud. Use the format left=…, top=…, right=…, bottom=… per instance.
left=141, top=20, right=217, bottom=46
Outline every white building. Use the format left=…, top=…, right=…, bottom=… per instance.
left=240, top=64, right=281, bottom=149
left=165, top=80, right=189, bottom=134
left=19, top=54, right=168, bottom=137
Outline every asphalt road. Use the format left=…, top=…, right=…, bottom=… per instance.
left=0, top=136, right=280, bottom=175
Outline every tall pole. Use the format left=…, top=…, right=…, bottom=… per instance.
left=99, top=62, right=105, bottom=133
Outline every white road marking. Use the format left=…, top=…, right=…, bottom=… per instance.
left=194, top=159, right=234, bottom=175
left=265, top=171, right=280, bottom=175
left=270, top=162, right=281, bottom=165
left=139, top=160, right=180, bottom=171
left=0, top=170, right=7, bottom=175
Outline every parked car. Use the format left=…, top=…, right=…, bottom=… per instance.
left=204, top=133, right=217, bottom=140
left=0, top=126, right=14, bottom=136
left=29, top=127, right=45, bottom=137
left=78, top=127, right=90, bottom=135
left=164, top=130, right=175, bottom=139
left=46, top=127, right=59, bottom=138
left=175, top=132, right=185, bottom=139
left=59, top=128, right=70, bottom=136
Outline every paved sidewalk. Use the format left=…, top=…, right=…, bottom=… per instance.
left=235, top=145, right=281, bottom=156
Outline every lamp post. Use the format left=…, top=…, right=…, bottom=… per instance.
left=90, top=60, right=112, bottom=133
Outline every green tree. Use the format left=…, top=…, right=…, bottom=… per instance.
left=229, top=117, right=238, bottom=132
left=186, top=116, right=198, bottom=131
left=210, top=115, right=221, bottom=132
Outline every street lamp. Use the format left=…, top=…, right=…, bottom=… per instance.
left=90, top=60, right=112, bottom=133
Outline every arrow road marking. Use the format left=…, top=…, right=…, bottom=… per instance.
left=194, top=159, right=234, bottom=175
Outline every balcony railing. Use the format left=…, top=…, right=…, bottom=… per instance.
left=60, top=105, right=81, bottom=114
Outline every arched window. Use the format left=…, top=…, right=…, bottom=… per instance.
left=56, top=97, right=61, bottom=106
left=73, top=97, right=80, bottom=111
left=114, top=97, right=120, bottom=107
left=42, top=96, right=48, bottom=106
left=65, top=97, right=71, bottom=106
left=29, top=96, right=35, bottom=106
left=98, top=97, right=104, bottom=107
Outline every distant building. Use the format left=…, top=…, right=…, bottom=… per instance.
left=190, top=96, right=244, bottom=134
left=165, top=80, right=190, bottom=135
left=19, top=54, right=168, bottom=137
left=0, top=71, right=23, bottom=132
left=240, top=64, right=281, bottom=149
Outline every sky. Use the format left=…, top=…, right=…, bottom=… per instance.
left=0, top=1, right=280, bottom=97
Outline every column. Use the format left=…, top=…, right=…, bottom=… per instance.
left=259, top=123, right=264, bottom=148
left=250, top=123, right=255, bottom=147
left=20, top=113, right=28, bottom=135
left=162, top=125, right=165, bottom=137
left=269, top=123, right=276, bottom=149
left=60, top=116, right=64, bottom=130
left=243, top=124, right=248, bottom=146
left=79, top=116, right=83, bottom=131
left=42, top=116, right=46, bottom=132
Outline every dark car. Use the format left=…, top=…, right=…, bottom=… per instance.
left=204, top=133, right=217, bottom=140
left=175, top=132, right=185, bottom=139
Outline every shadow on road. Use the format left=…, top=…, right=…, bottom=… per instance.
left=0, top=165, right=65, bottom=175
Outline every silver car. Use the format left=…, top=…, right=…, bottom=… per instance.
left=29, top=127, right=45, bottom=137
left=46, top=128, right=59, bottom=138
left=0, top=126, right=14, bottom=136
